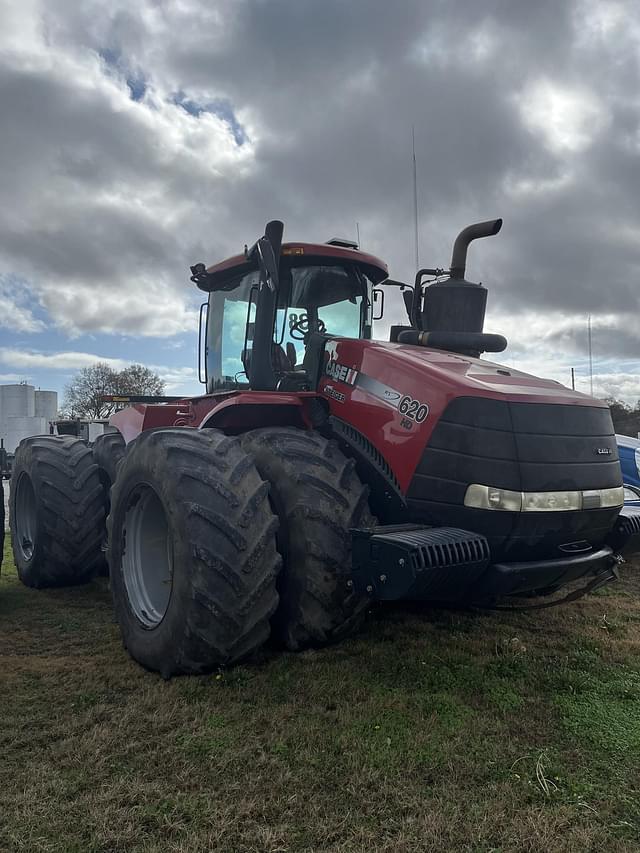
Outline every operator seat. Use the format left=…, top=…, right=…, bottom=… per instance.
left=241, top=343, right=296, bottom=379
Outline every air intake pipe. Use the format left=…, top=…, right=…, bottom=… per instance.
left=397, top=329, right=507, bottom=353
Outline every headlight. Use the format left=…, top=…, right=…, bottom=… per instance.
left=521, top=490, right=581, bottom=512
left=598, top=486, right=625, bottom=507
left=464, top=484, right=623, bottom=512
left=463, top=484, right=522, bottom=511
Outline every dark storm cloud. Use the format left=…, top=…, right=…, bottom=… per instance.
left=1, top=0, right=639, bottom=371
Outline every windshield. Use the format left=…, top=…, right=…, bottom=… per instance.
left=206, top=262, right=369, bottom=390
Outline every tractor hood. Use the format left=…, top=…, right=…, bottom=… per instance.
left=379, top=342, right=600, bottom=406
left=319, top=337, right=620, bottom=563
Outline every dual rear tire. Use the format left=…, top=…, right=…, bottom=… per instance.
left=10, top=427, right=373, bottom=675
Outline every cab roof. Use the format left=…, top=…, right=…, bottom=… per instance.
left=194, top=242, right=389, bottom=291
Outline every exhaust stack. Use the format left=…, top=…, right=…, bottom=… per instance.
left=450, top=218, right=502, bottom=279
left=409, top=217, right=505, bottom=357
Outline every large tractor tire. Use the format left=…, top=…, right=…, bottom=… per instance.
left=242, top=427, right=375, bottom=651
left=93, top=431, right=126, bottom=494
left=107, top=428, right=281, bottom=677
left=92, top=431, right=126, bottom=576
left=9, top=436, right=105, bottom=588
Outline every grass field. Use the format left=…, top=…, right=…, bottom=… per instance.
left=1, top=533, right=640, bottom=852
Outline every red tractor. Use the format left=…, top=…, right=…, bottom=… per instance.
left=8, top=219, right=640, bottom=676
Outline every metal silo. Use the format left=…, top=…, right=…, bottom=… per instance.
left=0, top=384, right=35, bottom=420
left=34, top=390, right=58, bottom=421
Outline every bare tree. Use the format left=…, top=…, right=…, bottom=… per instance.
left=114, top=364, right=165, bottom=398
left=63, top=362, right=165, bottom=418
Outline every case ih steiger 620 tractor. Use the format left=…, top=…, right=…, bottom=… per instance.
left=9, top=219, right=640, bottom=676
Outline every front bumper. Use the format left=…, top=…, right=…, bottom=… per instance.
left=473, top=547, right=614, bottom=601
left=351, top=508, right=640, bottom=604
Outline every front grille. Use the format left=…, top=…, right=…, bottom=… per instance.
left=405, top=528, right=490, bottom=572
left=407, top=397, right=622, bottom=560
left=616, top=507, right=640, bottom=537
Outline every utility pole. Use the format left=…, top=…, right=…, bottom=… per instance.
left=356, top=221, right=361, bottom=247
left=571, top=367, right=575, bottom=390
left=412, top=126, right=419, bottom=270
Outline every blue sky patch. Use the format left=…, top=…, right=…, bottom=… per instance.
left=174, top=93, right=247, bottom=145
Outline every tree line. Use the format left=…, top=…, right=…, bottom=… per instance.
left=606, top=399, right=640, bottom=438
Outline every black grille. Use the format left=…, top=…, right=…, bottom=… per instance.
left=607, top=506, right=640, bottom=555
left=616, top=507, right=640, bottom=537
left=403, top=528, right=490, bottom=572
left=407, top=397, right=622, bottom=561
left=353, top=524, right=491, bottom=601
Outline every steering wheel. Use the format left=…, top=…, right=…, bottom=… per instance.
left=288, top=314, right=326, bottom=340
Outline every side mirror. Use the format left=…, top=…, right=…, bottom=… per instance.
left=372, top=288, right=385, bottom=321
left=377, top=279, right=414, bottom=323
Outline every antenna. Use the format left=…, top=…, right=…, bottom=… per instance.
left=587, top=314, right=593, bottom=396
left=412, top=126, right=419, bottom=270
left=356, top=221, right=361, bottom=247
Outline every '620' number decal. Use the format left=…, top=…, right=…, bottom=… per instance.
left=398, top=395, right=429, bottom=422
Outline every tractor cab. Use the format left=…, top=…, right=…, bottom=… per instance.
left=191, top=223, right=388, bottom=393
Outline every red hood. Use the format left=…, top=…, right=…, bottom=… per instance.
left=318, top=337, right=610, bottom=492
left=371, top=341, right=605, bottom=407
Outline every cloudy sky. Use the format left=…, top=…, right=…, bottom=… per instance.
left=1, top=0, right=639, bottom=406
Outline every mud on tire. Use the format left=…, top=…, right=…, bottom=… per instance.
left=107, top=428, right=281, bottom=677
left=9, top=436, right=105, bottom=588
left=242, top=427, right=375, bottom=651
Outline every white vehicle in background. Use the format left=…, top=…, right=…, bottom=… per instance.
left=51, top=418, right=113, bottom=444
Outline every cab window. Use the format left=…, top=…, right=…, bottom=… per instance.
left=206, top=262, right=369, bottom=390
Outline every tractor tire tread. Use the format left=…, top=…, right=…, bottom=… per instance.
left=242, top=426, right=375, bottom=651
left=107, top=428, right=280, bottom=675
left=92, top=432, right=126, bottom=488
left=10, top=435, right=105, bottom=588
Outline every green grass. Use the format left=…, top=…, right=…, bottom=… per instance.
left=1, top=532, right=640, bottom=852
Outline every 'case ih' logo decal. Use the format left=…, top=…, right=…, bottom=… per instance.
left=325, top=360, right=358, bottom=385
left=323, top=354, right=429, bottom=421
